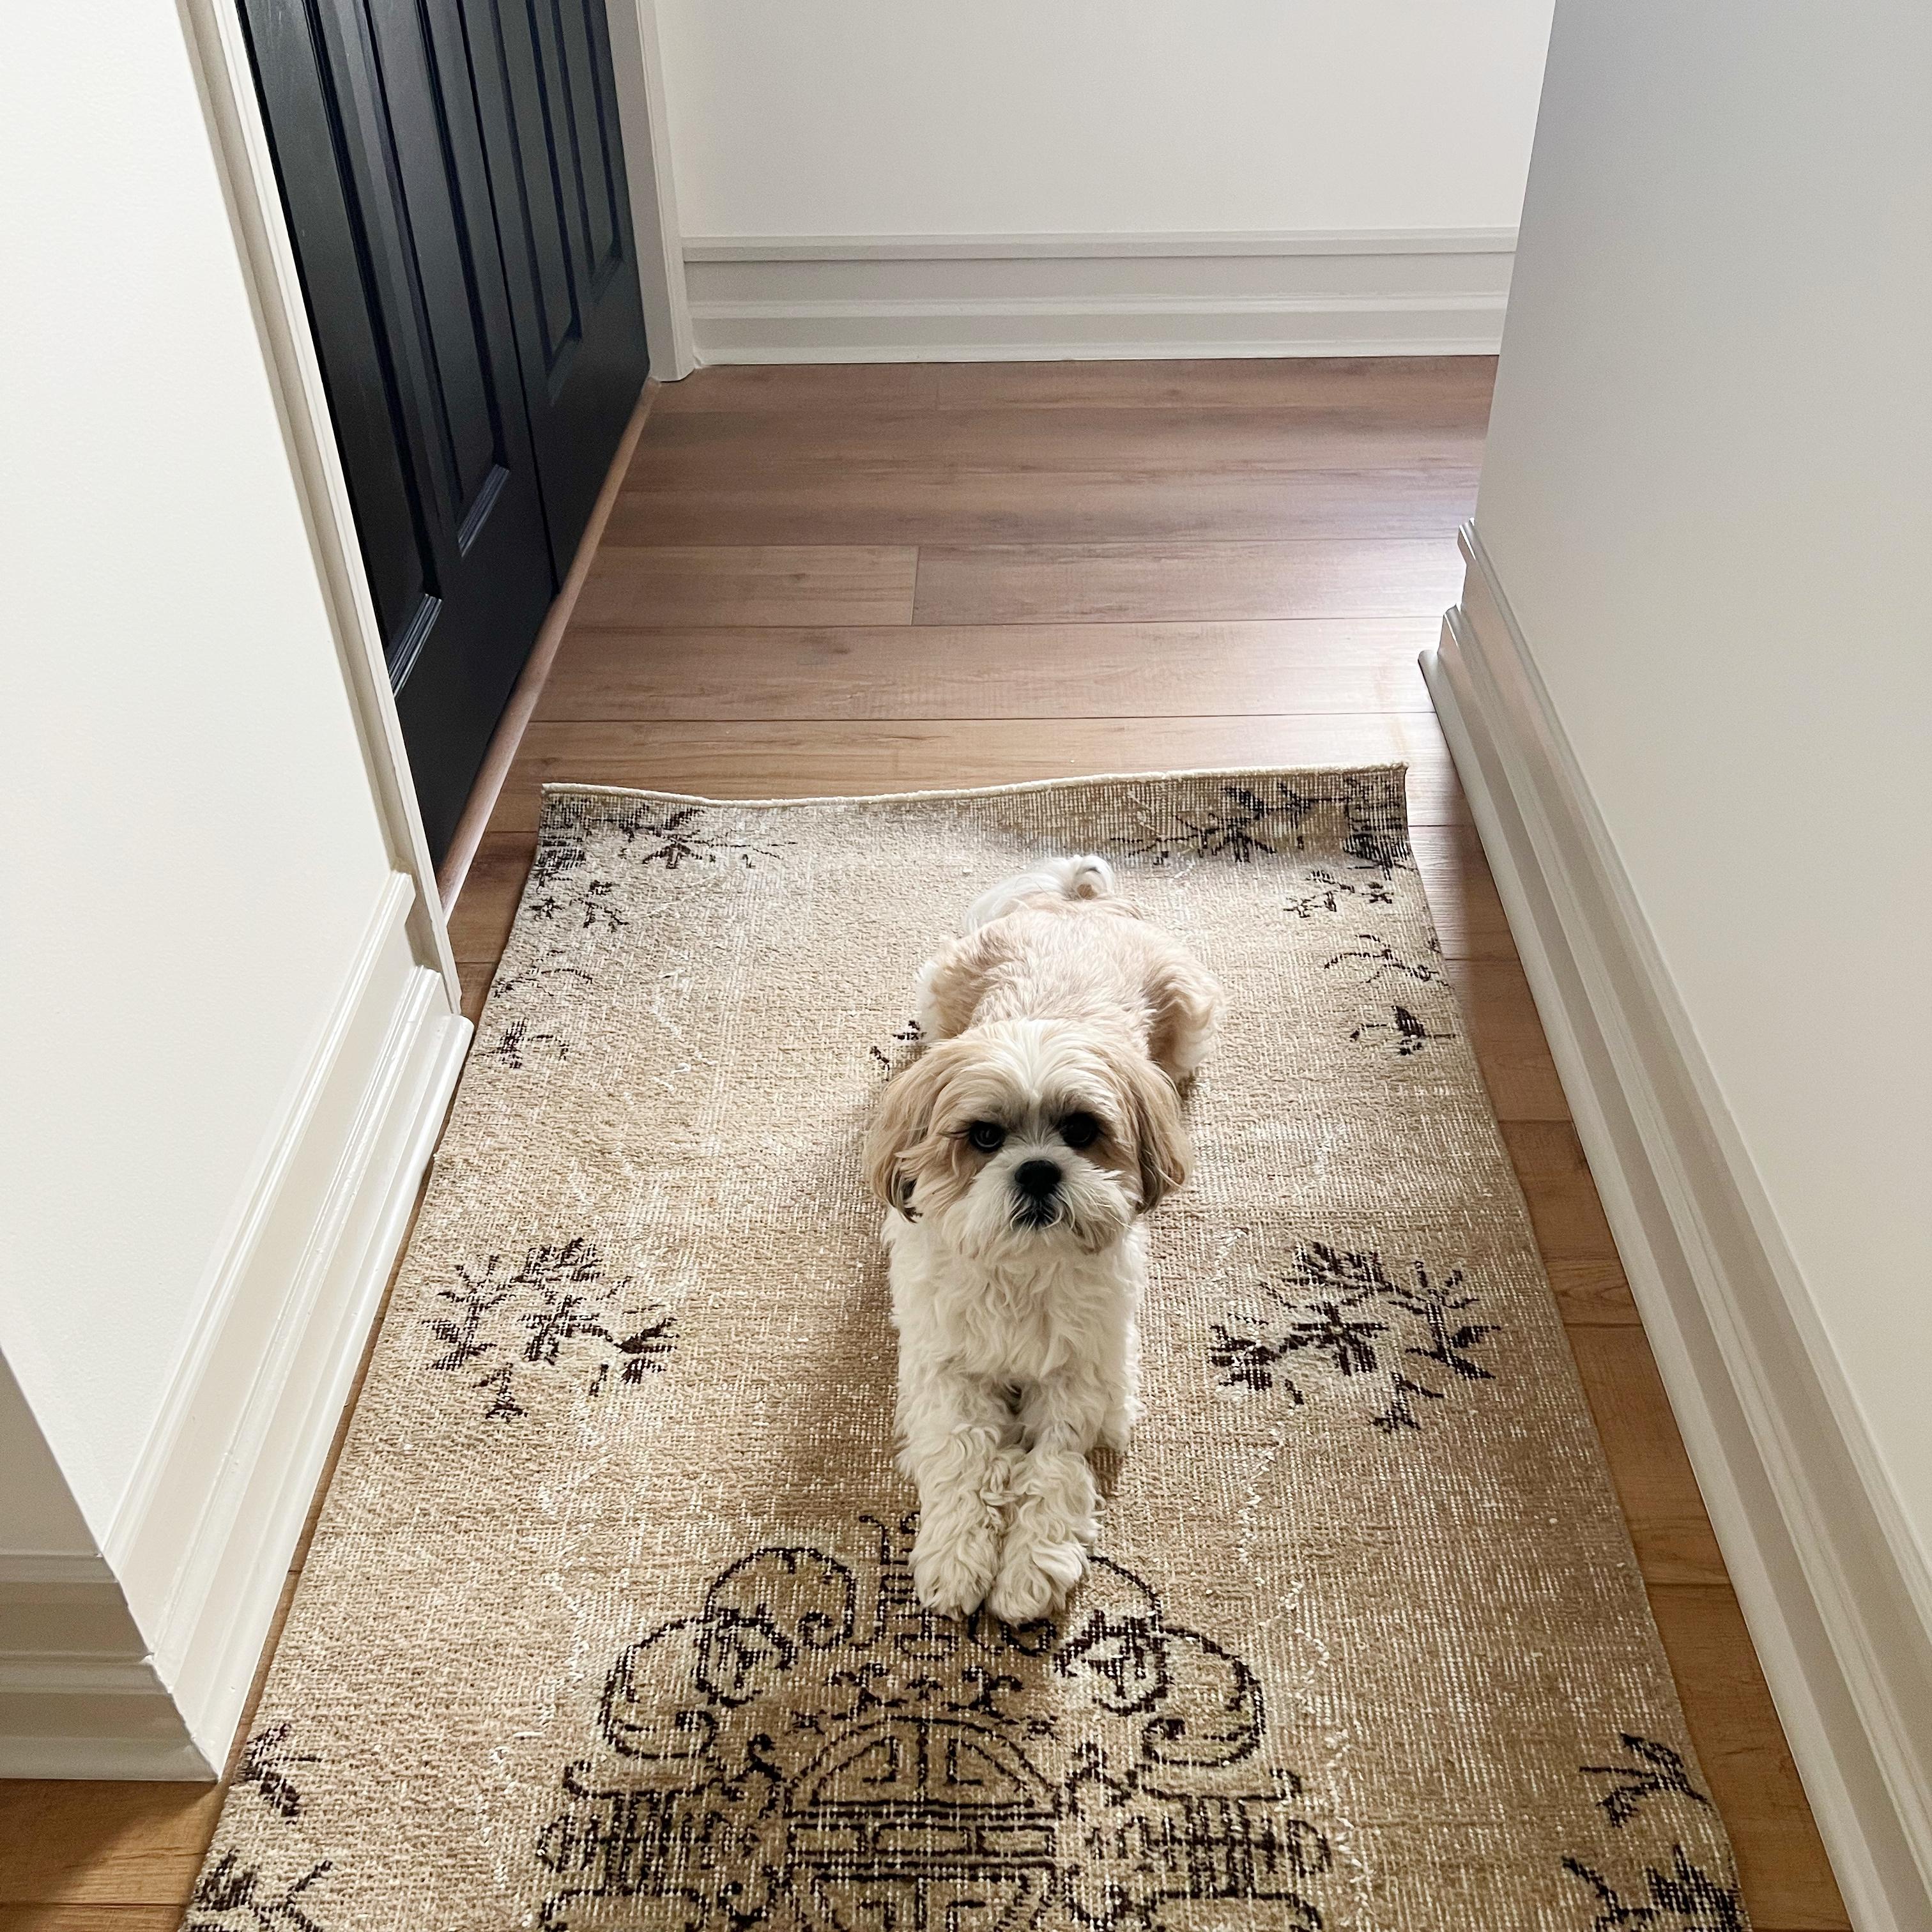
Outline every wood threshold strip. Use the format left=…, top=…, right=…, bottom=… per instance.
left=436, top=379, right=659, bottom=908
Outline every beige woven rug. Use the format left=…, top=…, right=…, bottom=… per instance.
left=191, top=769, right=1742, bottom=1932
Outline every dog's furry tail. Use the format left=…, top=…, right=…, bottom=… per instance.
left=964, top=854, right=1117, bottom=930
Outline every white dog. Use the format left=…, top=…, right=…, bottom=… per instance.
left=866, top=855, right=1222, bottom=1621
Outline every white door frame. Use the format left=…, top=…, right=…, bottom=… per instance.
left=173, top=0, right=694, bottom=1009
left=607, top=0, right=696, bottom=379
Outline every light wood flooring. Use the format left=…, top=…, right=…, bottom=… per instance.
left=0, top=357, right=1846, bottom=1929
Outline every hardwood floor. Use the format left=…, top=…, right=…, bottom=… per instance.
left=0, top=356, right=1847, bottom=1931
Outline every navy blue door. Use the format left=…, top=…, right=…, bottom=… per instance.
left=239, top=0, right=649, bottom=864
left=468, top=0, right=650, bottom=579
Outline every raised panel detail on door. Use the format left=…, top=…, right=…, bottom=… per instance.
left=470, top=0, right=650, bottom=576
left=240, top=0, right=560, bottom=863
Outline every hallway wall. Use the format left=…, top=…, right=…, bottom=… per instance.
left=654, top=0, right=1555, bottom=361
left=0, top=0, right=464, bottom=1774
left=657, top=0, right=1552, bottom=235
left=1, top=0, right=393, bottom=1542
left=1478, top=0, right=1932, bottom=1581
left=1463, top=0, right=1932, bottom=1915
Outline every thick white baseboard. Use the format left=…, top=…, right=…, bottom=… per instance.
left=0, top=875, right=470, bottom=1779
left=0, top=1544, right=194, bottom=1779
left=1424, top=527, right=1932, bottom=1931
left=684, top=229, right=1512, bottom=363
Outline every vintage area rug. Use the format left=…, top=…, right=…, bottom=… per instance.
left=190, top=769, right=1743, bottom=1932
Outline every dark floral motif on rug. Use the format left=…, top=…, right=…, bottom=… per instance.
left=483, top=1015, right=568, bottom=1071
left=1114, top=781, right=1327, bottom=866
left=529, top=833, right=591, bottom=893
left=1282, top=867, right=1396, bottom=920
left=1211, top=1242, right=1497, bottom=1434
left=493, top=951, right=595, bottom=1000
left=1337, top=774, right=1413, bottom=878
left=868, top=1016, right=924, bottom=1079
left=521, top=808, right=781, bottom=937
left=604, top=802, right=781, bottom=871
left=188, top=1852, right=334, bottom=1932
left=483, top=952, right=595, bottom=1070
left=533, top=1514, right=1330, bottom=1931
left=233, top=1722, right=319, bottom=1821
left=1583, top=1733, right=1711, bottom=1829
left=1322, top=933, right=1445, bottom=988
left=1561, top=1729, right=1738, bottom=1930
left=537, top=802, right=783, bottom=880
left=528, top=875, right=627, bottom=933
left=1112, top=774, right=1413, bottom=873
left=1561, top=1846, right=1744, bottom=1932
left=422, top=1238, right=675, bottom=1421
left=192, top=1724, right=332, bottom=1931
left=1349, top=1002, right=1455, bottom=1058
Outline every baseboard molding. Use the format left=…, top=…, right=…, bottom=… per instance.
left=0, top=1538, right=179, bottom=1777
left=0, top=1729, right=215, bottom=1781
left=684, top=229, right=1512, bottom=363
left=1423, top=526, right=1932, bottom=1931
left=0, top=873, right=470, bottom=1779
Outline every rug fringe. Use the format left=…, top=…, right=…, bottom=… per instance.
left=537, top=762, right=1410, bottom=813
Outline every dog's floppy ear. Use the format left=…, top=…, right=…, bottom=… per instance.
left=865, top=1048, right=951, bottom=1215
left=1099, top=1038, right=1191, bottom=1213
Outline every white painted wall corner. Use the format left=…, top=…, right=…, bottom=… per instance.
left=0, top=877, right=469, bottom=1779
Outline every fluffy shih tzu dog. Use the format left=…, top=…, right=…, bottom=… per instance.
left=866, top=855, right=1222, bottom=1621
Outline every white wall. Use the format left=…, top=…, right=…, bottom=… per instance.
left=0, top=1361, right=95, bottom=1560
left=0, top=1, right=397, bottom=1546
left=657, top=0, right=1553, bottom=238
left=657, top=1, right=1554, bottom=362
left=1475, top=0, right=1932, bottom=1567
left=1, top=3, right=473, bottom=1778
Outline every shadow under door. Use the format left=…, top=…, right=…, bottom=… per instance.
left=240, top=0, right=650, bottom=864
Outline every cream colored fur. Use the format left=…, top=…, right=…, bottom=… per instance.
left=865, top=855, right=1222, bottom=1620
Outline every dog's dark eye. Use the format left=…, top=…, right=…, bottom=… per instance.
left=1058, top=1112, right=1101, bottom=1151
left=966, top=1121, right=1006, bottom=1153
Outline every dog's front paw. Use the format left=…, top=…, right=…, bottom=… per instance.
left=987, top=1531, right=1086, bottom=1623
left=911, top=1514, right=1002, bottom=1617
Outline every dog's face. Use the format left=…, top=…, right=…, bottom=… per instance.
left=866, top=1019, right=1188, bottom=1259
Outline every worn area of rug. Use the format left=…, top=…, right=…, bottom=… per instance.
left=192, top=769, right=1742, bottom=1932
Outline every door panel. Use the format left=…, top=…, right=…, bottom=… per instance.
left=468, top=0, right=650, bottom=575
left=240, top=0, right=558, bottom=863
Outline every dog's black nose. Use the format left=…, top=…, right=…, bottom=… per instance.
left=1015, top=1160, right=1062, bottom=1200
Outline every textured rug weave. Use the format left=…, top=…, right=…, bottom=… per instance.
left=191, top=769, right=1742, bottom=1932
